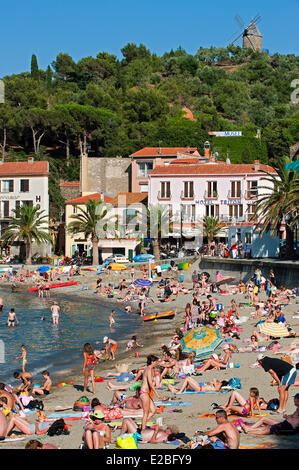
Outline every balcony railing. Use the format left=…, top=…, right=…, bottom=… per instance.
left=180, top=191, right=194, bottom=200
left=204, top=190, right=218, bottom=199
left=227, top=190, right=242, bottom=199
left=157, top=190, right=171, bottom=200
left=218, top=214, right=257, bottom=223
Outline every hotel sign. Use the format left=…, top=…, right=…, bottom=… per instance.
left=195, top=199, right=256, bottom=205
left=209, top=131, right=242, bottom=137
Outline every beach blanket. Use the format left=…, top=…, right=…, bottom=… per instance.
left=198, top=412, right=269, bottom=418
left=239, top=443, right=277, bottom=449
left=176, top=390, right=231, bottom=395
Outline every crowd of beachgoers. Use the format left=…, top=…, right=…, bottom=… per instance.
left=0, top=260, right=299, bottom=450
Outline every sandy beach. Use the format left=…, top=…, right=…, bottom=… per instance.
left=1, top=263, right=299, bottom=450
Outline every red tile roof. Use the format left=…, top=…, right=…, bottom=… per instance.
left=0, top=161, right=49, bottom=176
left=110, top=192, right=148, bottom=205
left=149, top=162, right=276, bottom=176
left=66, top=193, right=114, bottom=204
left=60, top=181, right=80, bottom=187
left=182, top=107, right=197, bottom=122
left=130, top=147, right=197, bottom=158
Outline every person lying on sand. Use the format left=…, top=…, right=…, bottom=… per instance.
left=197, top=345, right=232, bottom=372
left=120, top=417, right=178, bottom=444
left=240, top=394, right=299, bottom=435
left=111, top=388, right=142, bottom=410
left=25, top=439, right=58, bottom=449
left=215, top=387, right=268, bottom=417
left=167, top=378, right=229, bottom=394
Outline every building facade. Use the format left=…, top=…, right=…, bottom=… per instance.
left=148, top=158, right=280, bottom=257
left=0, top=158, right=50, bottom=258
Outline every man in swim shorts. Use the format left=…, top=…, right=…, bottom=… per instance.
left=121, top=417, right=178, bottom=443
left=7, top=308, right=18, bottom=327
left=32, top=370, right=52, bottom=396
left=202, top=410, right=240, bottom=449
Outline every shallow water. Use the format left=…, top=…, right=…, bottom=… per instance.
left=0, top=289, right=143, bottom=385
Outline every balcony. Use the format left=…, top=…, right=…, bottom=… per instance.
left=227, top=190, right=242, bottom=199
left=157, top=190, right=171, bottom=201
left=203, top=190, right=218, bottom=199
left=180, top=191, right=194, bottom=200
left=218, top=214, right=257, bottom=224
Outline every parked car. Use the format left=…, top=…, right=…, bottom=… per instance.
left=103, top=255, right=129, bottom=264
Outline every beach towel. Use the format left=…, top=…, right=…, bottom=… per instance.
left=176, top=390, right=231, bottom=395
left=154, top=401, right=192, bottom=406
left=199, top=412, right=269, bottom=418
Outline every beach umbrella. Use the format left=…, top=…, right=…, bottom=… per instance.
left=285, top=160, right=299, bottom=171
left=180, top=326, right=224, bottom=359
left=258, top=322, right=289, bottom=338
left=134, top=279, right=153, bottom=287
left=36, top=266, right=50, bottom=273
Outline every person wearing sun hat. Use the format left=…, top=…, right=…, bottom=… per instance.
left=83, top=409, right=111, bottom=449
left=103, top=336, right=118, bottom=360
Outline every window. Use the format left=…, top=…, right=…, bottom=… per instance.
left=140, top=184, right=148, bottom=193
left=1, top=180, right=14, bottom=193
left=229, top=204, right=243, bottom=218
left=22, top=200, right=33, bottom=206
left=183, top=181, right=194, bottom=198
left=137, top=161, right=153, bottom=178
left=2, top=201, right=9, bottom=217
left=230, top=181, right=241, bottom=198
left=20, top=179, right=29, bottom=192
left=205, top=204, right=219, bottom=217
left=207, top=181, right=217, bottom=198
left=247, top=203, right=256, bottom=216
left=181, top=204, right=195, bottom=222
left=160, top=181, right=171, bottom=199
left=72, top=205, right=77, bottom=214
left=247, top=181, right=258, bottom=198
left=245, top=232, right=252, bottom=245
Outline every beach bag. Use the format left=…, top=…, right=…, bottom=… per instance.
left=267, top=398, right=279, bottom=411
left=27, top=399, right=44, bottom=411
left=47, top=418, right=69, bottom=436
left=115, top=432, right=141, bottom=449
left=228, top=378, right=241, bottom=389
left=73, top=396, right=90, bottom=411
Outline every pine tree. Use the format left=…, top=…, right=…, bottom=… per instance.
left=46, top=65, right=53, bottom=91
left=31, top=54, right=39, bottom=80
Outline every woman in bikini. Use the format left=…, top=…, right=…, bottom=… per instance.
left=83, top=410, right=111, bottom=449
left=140, top=355, right=162, bottom=431
left=83, top=343, right=98, bottom=394
left=167, top=378, right=229, bottom=394
left=220, top=387, right=267, bottom=417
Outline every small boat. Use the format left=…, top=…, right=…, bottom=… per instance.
left=81, top=267, right=97, bottom=271
left=27, top=281, right=78, bottom=293
left=143, top=310, right=175, bottom=322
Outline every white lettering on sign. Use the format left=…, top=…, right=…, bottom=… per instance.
left=195, top=200, right=242, bottom=205
left=209, top=131, right=242, bottom=137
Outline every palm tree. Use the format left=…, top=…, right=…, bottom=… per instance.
left=253, top=156, right=299, bottom=258
left=202, top=216, right=224, bottom=246
left=147, top=204, right=173, bottom=261
left=1, top=204, right=52, bottom=265
left=68, top=199, right=116, bottom=265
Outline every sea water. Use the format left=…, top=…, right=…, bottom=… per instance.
left=0, top=289, right=143, bottom=385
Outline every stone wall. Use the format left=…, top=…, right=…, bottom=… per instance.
left=86, top=156, right=131, bottom=196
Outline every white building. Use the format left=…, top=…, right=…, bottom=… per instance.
left=0, top=157, right=50, bottom=258
left=148, top=158, right=281, bottom=257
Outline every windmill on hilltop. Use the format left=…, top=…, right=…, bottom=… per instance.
left=229, top=14, right=263, bottom=52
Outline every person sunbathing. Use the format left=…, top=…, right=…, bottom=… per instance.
left=167, top=378, right=229, bottom=394
left=120, top=417, right=178, bottom=444
left=197, top=345, right=232, bottom=372
left=240, top=394, right=299, bottom=435
left=216, top=387, right=268, bottom=417
left=238, top=336, right=259, bottom=353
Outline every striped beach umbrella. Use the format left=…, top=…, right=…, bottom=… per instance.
left=180, top=326, right=224, bottom=359
left=134, top=279, right=153, bottom=287
left=258, top=322, right=289, bottom=338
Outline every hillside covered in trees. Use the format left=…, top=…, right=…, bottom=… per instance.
left=0, top=44, right=298, bottom=217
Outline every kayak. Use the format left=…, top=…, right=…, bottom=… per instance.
left=143, top=311, right=175, bottom=322
left=81, top=267, right=97, bottom=271
left=27, top=281, right=78, bottom=292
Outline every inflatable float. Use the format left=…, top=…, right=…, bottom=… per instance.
left=27, top=281, right=78, bottom=292
left=143, top=310, right=175, bottom=322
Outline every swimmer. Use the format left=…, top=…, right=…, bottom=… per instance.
left=7, top=308, right=18, bottom=327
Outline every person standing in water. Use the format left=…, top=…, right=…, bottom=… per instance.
left=109, top=310, right=115, bottom=328
left=15, top=345, right=27, bottom=373
left=0, top=297, right=3, bottom=312
left=7, top=308, right=18, bottom=327
left=50, top=302, right=60, bottom=325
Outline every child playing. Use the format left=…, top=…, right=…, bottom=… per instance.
left=125, top=336, right=144, bottom=351
left=32, top=370, right=52, bottom=396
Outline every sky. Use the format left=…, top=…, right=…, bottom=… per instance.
left=1, top=0, right=298, bottom=77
